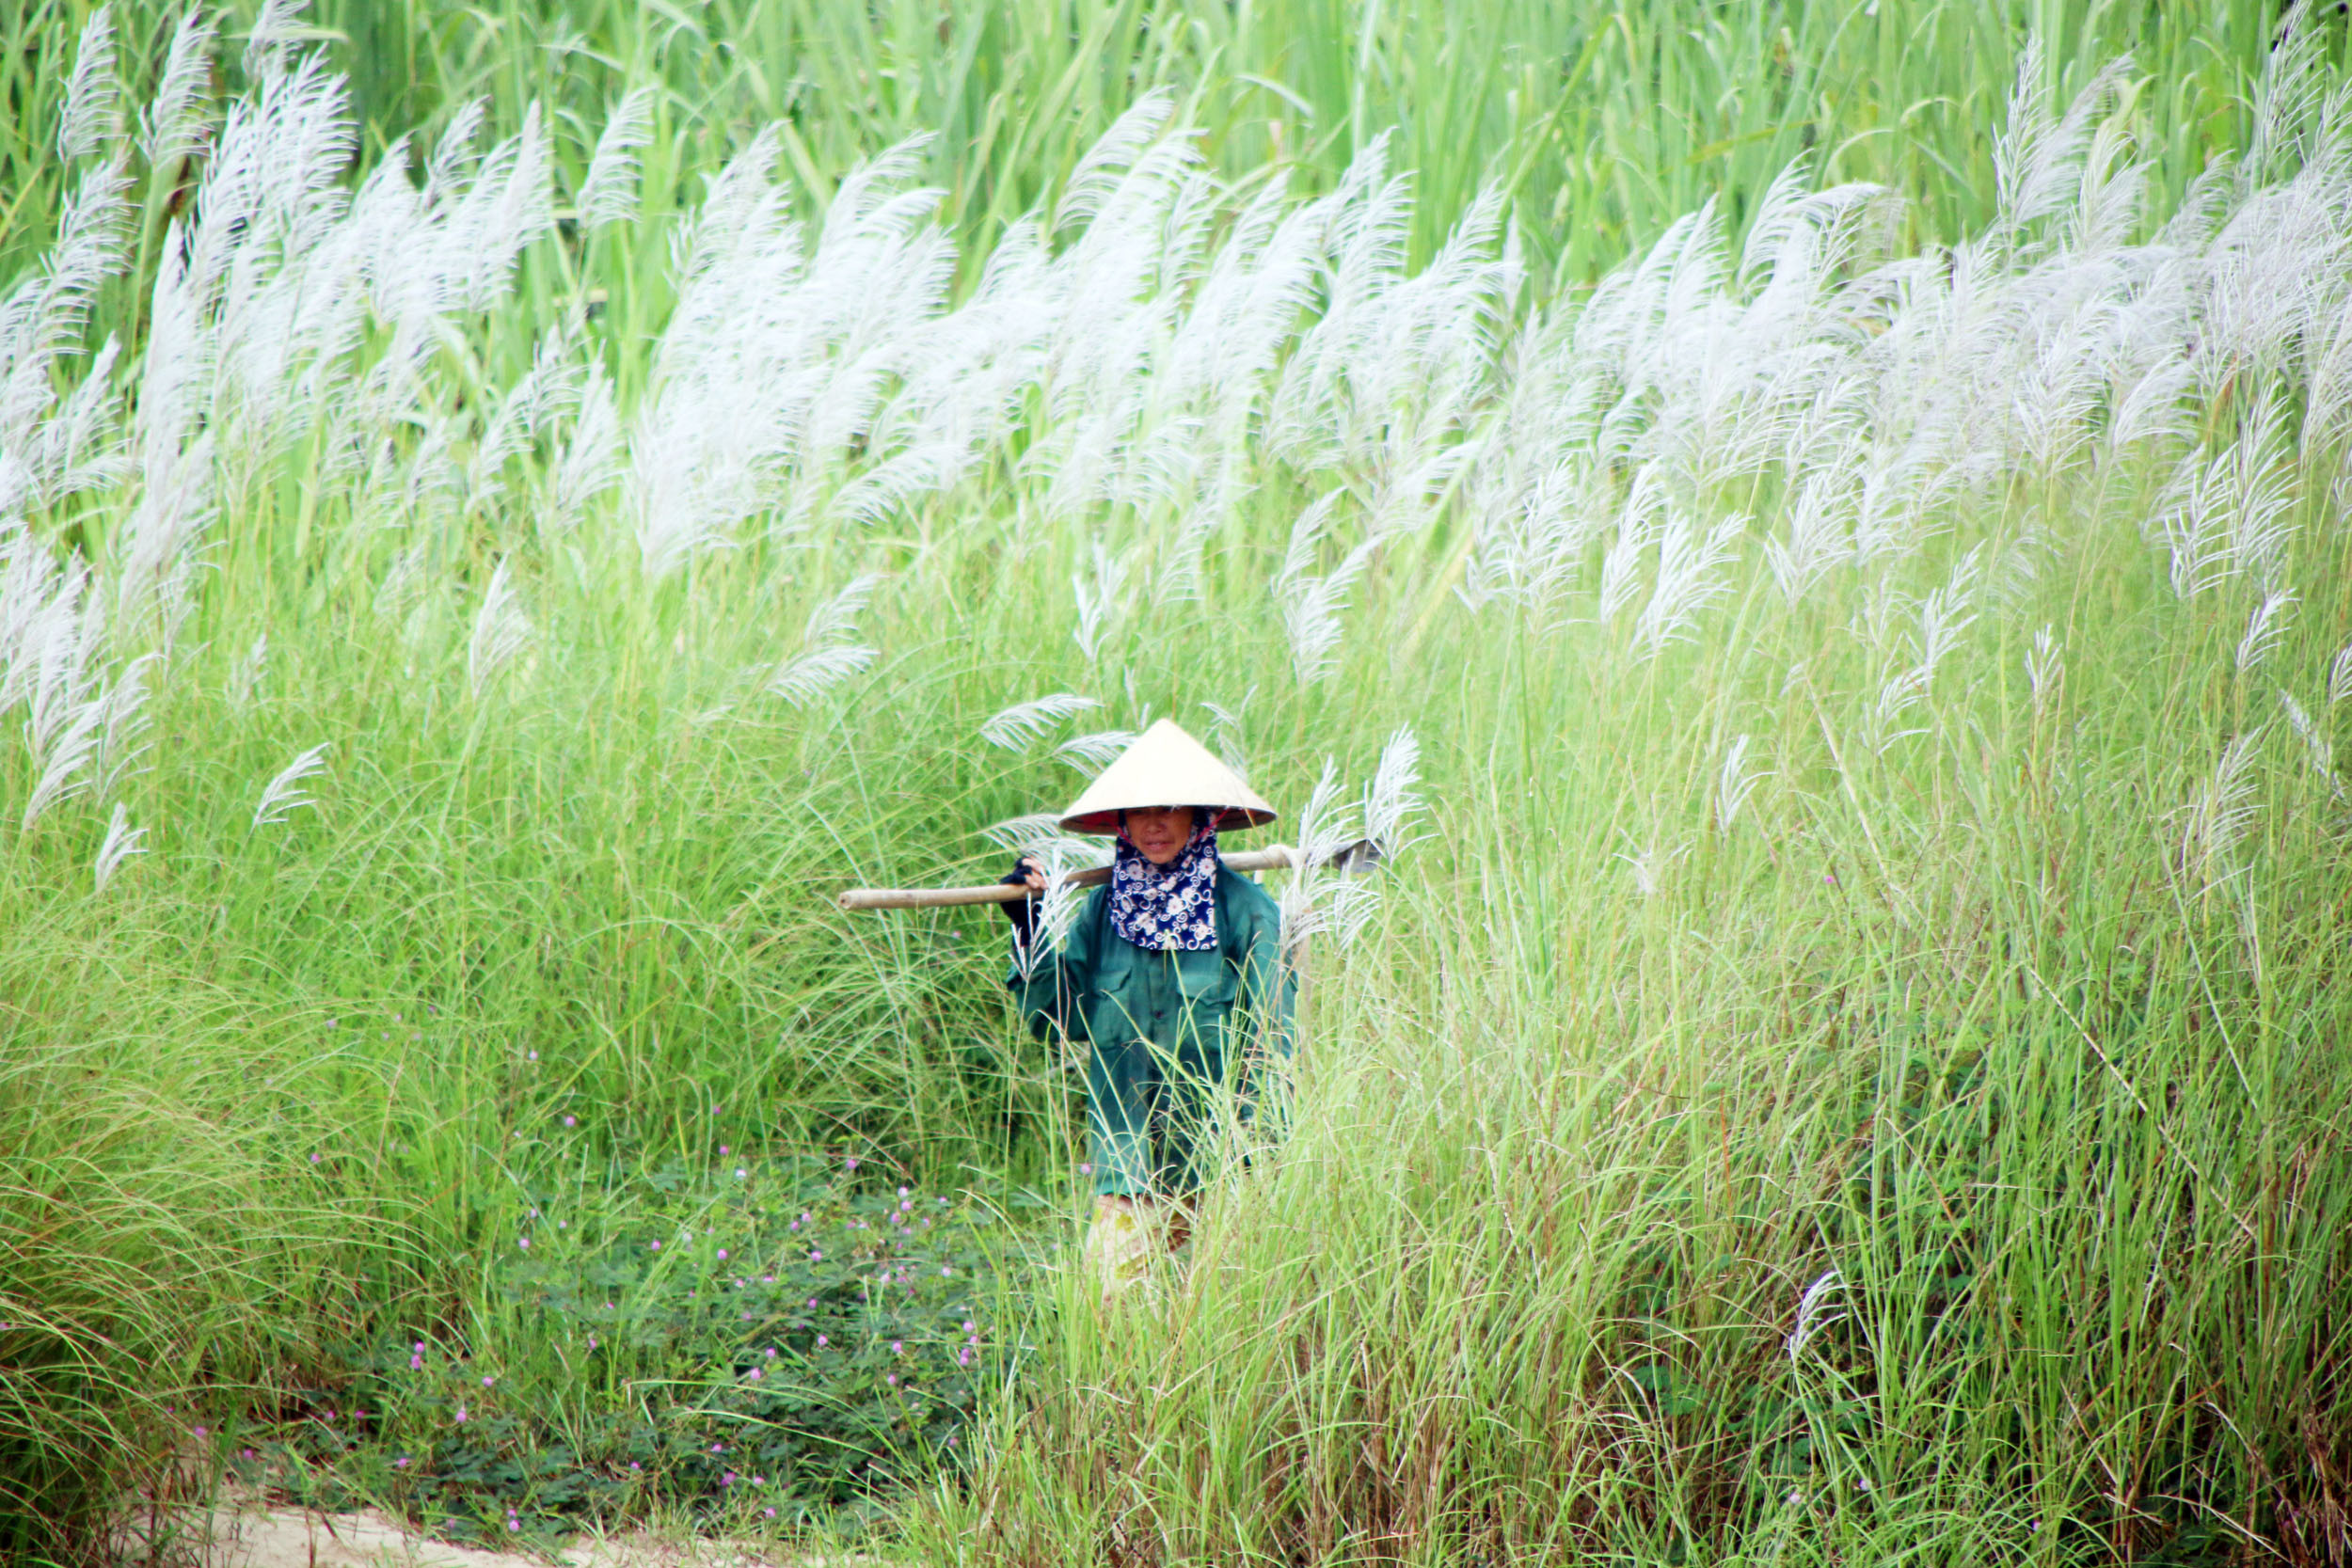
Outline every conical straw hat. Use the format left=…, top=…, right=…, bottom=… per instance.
left=1058, top=719, right=1278, bottom=835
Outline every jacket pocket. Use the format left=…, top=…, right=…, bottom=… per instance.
left=1174, top=958, right=1241, bottom=1072
left=1175, top=952, right=1240, bottom=1006
left=1089, top=969, right=1145, bottom=1045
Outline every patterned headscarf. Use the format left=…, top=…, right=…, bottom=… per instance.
left=1106, top=814, right=1219, bottom=951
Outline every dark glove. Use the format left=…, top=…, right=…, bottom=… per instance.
left=999, top=858, right=1039, bottom=942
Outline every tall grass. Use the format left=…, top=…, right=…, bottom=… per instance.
left=0, top=0, right=2305, bottom=287
left=0, top=0, right=2348, bottom=1560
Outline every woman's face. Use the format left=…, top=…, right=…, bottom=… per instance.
left=1123, top=804, right=1198, bottom=866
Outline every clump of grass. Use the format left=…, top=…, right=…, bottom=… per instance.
left=0, top=964, right=369, bottom=1560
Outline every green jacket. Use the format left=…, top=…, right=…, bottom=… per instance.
left=1007, top=865, right=1295, bottom=1198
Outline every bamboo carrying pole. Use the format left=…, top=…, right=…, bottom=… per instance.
left=839, top=844, right=1302, bottom=911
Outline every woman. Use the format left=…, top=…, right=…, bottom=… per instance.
left=1001, top=720, right=1295, bottom=1296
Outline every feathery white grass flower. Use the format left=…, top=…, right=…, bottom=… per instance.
left=1276, top=494, right=1373, bottom=685
left=1915, top=554, right=1981, bottom=679
left=1, top=163, right=132, bottom=505
left=981, top=812, right=1064, bottom=852
left=1991, top=44, right=2134, bottom=253
left=981, top=693, right=1100, bottom=752
left=1787, top=1269, right=1845, bottom=1360
left=1277, top=761, right=1343, bottom=938
left=766, top=645, right=877, bottom=707
left=242, top=0, right=310, bottom=73
left=467, top=559, right=533, bottom=698
left=1279, top=760, right=1382, bottom=947
left=546, top=365, right=622, bottom=532
left=227, top=635, right=269, bottom=712
left=1034, top=840, right=1089, bottom=955
left=2327, top=642, right=2352, bottom=707
left=1712, top=735, right=1768, bottom=832
left=2155, top=407, right=2296, bottom=600
left=1070, top=546, right=1128, bottom=664
left=2278, top=692, right=2337, bottom=790
left=468, top=337, right=580, bottom=514
left=1763, top=474, right=1851, bottom=607
left=42, top=12, right=2320, bottom=709
left=577, top=87, right=655, bottom=230
left=253, top=742, right=331, bottom=829
left=980, top=814, right=1104, bottom=870
left=628, top=134, right=951, bottom=576
left=1278, top=541, right=1374, bottom=687
left=2235, top=591, right=2295, bottom=675
left=1200, top=700, right=1255, bottom=782
left=1634, top=511, right=1746, bottom=659
left=138, top=10, right=215, bottom=170
left=2027, top=627, right=2063, bottom=716
left=1056, top=730, right=1136, bottom=771
left=766, top=575, right=881, bottom=706
left=2180, top=731, right=2265, bottom=893
left=22, top=694, right=106, bottom=831
left=95, top=653, right=153, bottom=797
left=1614, top=836, right=1689, bottom=898
left=17, top=578, right=110, bottom=830
left=1867, top=665, right=1931, bottom=757
left=1011, top=838, right=1089, bottom=984
left=93, top=801, right=145, bottom=891
left=58, top=8, right=119, bottom=164
left=1363, top=727, right=1424, bottom=859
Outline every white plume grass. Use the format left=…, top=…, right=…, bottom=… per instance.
left=1787, top=1269, right=1845, bottom=1360
left=1362, top=726, right=1425, bottom=858
left=93, top=800, right=146, bottom=891
left=95, top=653, right=152, bottom=797
left=1713, top=734, right=1768, bottom=832
left=2180, top=732, right=2265, bottom=894
left=1071, top=545, right=1128, bottom=663
left=252, top=741, right=331, bottom=829
left=1200, top=699, right=1255, bottom=782
left=981, top=813, right=1106, bottom=869
left=22, top=695, right=106, bottom=831
left=547, top=364, right=622, bottom=531
left=1614, top=835, right=1690, bottom=898
left=139, top=10, right=216, bottom=170
left=1057, top=729, right=1136, bottom=771
left=2027, top=626, right=2063, bottom=716
left=227, top=634, right=268, bottom=712
left=578, top=87, right=656, bottom=230
left=1280, top=760, right=1380, bottom=948
left=2235, top=591, right=2295, bottom=675
left=765, top=644, right=878, bottom=706
left=467, top=559, right=533, bottom=698
left=766, top=575, right=882, bottom=706
left=242, top=0, right=310, bottom=74
left=1012, top=837, right=1091, bottom=983
left=1277, top=495, right=1375, bottom=685
left=2279, top=691, right=2337, bottom=789
left=981, top=693, right=1100, bottom=752
left=0, top=23, right=2342, bottom=986
left=59, top=7, right=119, bottom=165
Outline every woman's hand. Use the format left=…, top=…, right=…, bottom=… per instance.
left=999, top=856, right=1044, bottom=936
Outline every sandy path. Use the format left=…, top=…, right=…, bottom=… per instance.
left=178, top=1491, right=841, bottom=1568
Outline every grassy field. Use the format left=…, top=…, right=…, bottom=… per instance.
left=2, top=0, right=2350, bottom=1561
